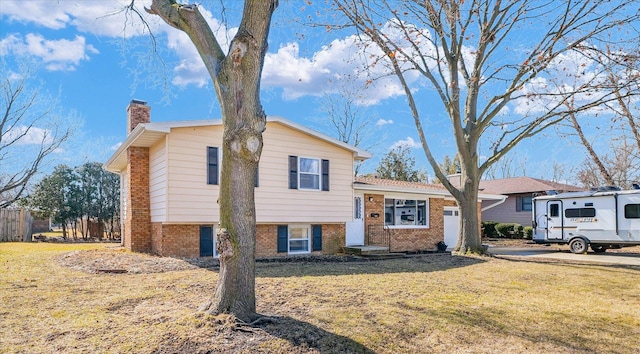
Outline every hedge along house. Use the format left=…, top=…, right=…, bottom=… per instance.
left=104, top=100, right=371, bottom=258
left=347, top=177, right=506, bottom=252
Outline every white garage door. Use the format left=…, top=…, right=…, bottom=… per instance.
left=443, top=207, right=459, bottom=251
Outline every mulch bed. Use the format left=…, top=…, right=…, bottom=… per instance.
left=57, top=239, right=639, bottom=275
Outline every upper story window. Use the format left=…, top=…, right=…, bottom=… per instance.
left=207, top=146, right=258, bottom=187
left=289, top=156, right=329, bottom=191
left=207, top=146, right=219, bottom=185
left=384, top=198, right=428, bottom=227
left=299, top=157, right=320, bottom=190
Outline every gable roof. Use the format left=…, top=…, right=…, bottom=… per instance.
left=478, top=176, right=582, bottom=195
left=104, top=116, right=371, bottom=172
left=354, top=176, right=505, bottom=201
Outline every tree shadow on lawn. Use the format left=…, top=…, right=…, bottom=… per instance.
left=255, top=315, right=375, bottom=354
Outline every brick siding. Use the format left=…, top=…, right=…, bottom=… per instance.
left=363, top=194, right=461, bottom=252
left=124, top=146, right=151, bottom=253
left=152, top=223, right=200, bottom=258
left=256, top=223, right=345, bottom=258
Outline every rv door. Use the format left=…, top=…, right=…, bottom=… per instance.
left=546, top=201, right=564, bottom=240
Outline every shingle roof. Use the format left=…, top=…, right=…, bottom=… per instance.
left=478, top=176, right=582, bottom=195
left=354, top=176, right=506, bottom=201
left=354, top=176, right=448, bottom=191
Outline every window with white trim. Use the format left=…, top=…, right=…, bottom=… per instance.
left=288, top=225, right=311, bottom=253
left=384, top=198, right=428, bottom=226
left=288, top=156, right=329, bottom=191
left=299, top=158, right=320, bottom=190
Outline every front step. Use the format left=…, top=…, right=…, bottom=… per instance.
left=359, top=252, right=406, bottom=260
left=343, top=245, right=390, bottom=255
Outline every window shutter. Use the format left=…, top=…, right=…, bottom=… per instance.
left=277, top=225, right=288, bottom=253
left=312, top=225, right=322, bottom=251
left=207, top=147, right=219, bottom=185
left=321, top=159, right=329, bottom=191
left=288, top=156, right=298, bottom=189
left=515, top=196, right=522, bottom=212
left=254, top=166, right=259, bottom=187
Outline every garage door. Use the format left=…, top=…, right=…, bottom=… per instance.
left=443, top=207, right=459, bottom=251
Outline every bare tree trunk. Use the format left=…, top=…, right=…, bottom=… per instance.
left=147, top=0, right=276, bottom=323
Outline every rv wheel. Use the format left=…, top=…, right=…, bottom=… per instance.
left=569, top=238, right=588, bottom=254
left=591, top=244, right=607, bottom=253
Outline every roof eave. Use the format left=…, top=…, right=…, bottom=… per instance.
left=354, top=183, right=506, bottom=201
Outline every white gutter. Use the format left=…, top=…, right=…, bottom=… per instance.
left=481, top=195, right=508, bottom=211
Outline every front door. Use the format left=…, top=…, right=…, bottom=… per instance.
left=546, top=201, right=564, bottom=240
left=443, top=207, right=459, bottom=250
left=346, top=194, right=365, bottom=246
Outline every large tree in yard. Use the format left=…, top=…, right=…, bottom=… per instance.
left=332, top=0, right=640, bottom=253
left=143, top=0, right=277, bottom=322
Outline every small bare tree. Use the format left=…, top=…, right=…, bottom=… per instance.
left=316, top=85, right=378, bottom=175
left=0, top=63, right=73, bottom=208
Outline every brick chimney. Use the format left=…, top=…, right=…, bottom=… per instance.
left=127, top=99, right=150, bottom=133
left=123, top=99, right=152, bottom=253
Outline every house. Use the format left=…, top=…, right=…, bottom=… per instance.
left=478, top=176, right=583, bottom=226
left=104, top=100, right=504, bottom=258
left=351, top=177, right=504, bottom=251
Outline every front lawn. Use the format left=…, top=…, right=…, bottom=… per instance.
left=1, top=242, right=638, bottom=353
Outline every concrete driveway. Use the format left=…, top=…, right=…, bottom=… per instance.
left=487, top=246, right=640, bottom=267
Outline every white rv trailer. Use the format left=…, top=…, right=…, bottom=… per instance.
left=532, top=188, right=640, bottom=253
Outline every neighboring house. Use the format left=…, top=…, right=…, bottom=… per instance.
left=104, top=100, right=504, bottom=258
left=478, top=176, right=583, bottom=226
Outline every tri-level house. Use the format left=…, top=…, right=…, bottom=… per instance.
left=104, top=100, right=504, bottom=258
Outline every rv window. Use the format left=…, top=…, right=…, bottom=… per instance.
left=565, top=208, right=596, bottom=218
left=625, top=204, right=640, bottom=219
left=549, top=204, right=560, bottom=217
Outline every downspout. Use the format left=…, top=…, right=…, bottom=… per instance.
left=481, top=195, right=508, bottom=212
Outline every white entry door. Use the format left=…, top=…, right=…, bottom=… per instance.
left=346, top=194, right=365, bottom=246
left=443, top=207, right=459, bottom=251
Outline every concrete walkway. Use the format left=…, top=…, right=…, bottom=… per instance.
left=487, top=246, right=640, bottom=267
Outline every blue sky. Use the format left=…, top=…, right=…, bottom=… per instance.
left=0, top=0, right=607, bottom=182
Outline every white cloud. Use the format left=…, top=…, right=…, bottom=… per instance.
left=1, top=33, right=98, bottom=71
left=376, top=119, right=394, bottom=126
left=391, top=137, right=421, bottom=150
left=110, top=142, right=123, bottom=151
left=166, top=7, right=236, bottom=88
left=261, top=34, right=410, bottom=104
left=2, top=126, right=53, bottom=146
left=0, top=0, right=157, bottom=38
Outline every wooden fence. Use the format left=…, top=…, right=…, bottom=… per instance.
left=0, top=208, right=33, bottom=242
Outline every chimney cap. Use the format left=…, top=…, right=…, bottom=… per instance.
left=130, top=99, right=147, bottom=105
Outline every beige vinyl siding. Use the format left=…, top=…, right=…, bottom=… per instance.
left=255, top=122, right=353, bottom=223
left=149, top=138, right=167, bottom=222
left=165, top=126, right=222, bottom=223
left=161, top=121, right=354, bottom=224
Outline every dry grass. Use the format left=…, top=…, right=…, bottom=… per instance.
left=1, top=242, right=639, bottom=353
